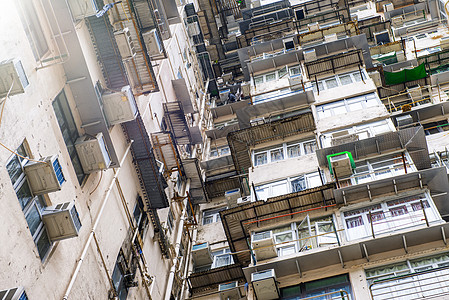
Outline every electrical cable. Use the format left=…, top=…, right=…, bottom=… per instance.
left=89, top=170, right=104, bottom=195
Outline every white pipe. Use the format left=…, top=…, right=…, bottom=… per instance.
left=62, top=141, right=133, bottom=300
left=179, top=216, right=198, bottom=300
left=164, top=180, right=190, bottom=300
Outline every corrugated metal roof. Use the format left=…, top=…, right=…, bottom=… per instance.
left=122, top=115, right=169, bottom=209
left=227, top=112, right=315, bottom=174
left=304, top=49, right=363, bottom=78
left=205, top=175, right=241, bottom=199
left=220, top=184, right=336, bottom=265
left=86, top=15, right=129, bottom=90
left=188, top=264, right=245, bottom=292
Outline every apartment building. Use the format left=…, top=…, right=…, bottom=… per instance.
left=188, top=0, right=449, bottom=299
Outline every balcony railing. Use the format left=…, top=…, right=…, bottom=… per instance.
left=369, top=265, right=449, bottom=300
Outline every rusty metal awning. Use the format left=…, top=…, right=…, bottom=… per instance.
left=188, top=264, right=245, bottom=294
left=151, top=131, right=184, bottom=177
left=304, top=49, right=364, bottom=78
left=316, top=126, right=431, bottom=171
left=163, top=101, right=193, bottom=145
left=228, top=112, right=316, bottom=175
left=220, top=184, right=336, bottom=266
left=182, top=158, right=208, bottom=204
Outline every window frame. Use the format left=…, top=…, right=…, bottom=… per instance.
left=252, top=139, right=318, bottom=167
left=312, top=70, right=366, bottom=93
left=316, top=93, right=380, bottom=120
left=202, top=207, right=227, bottom=225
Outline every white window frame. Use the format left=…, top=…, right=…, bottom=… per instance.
left=211, top=248, right=234, bottom=268
left=202, top=207, right=226, bottom=225
left=252, top=139, right=318, bottom=167
left=252, top=65, right=301, bottom=86
left=342, top=193, right=440, bottom=241
left=312, top=70, right=366, bottom=93
left=209, top=145, right=230, bottom=158
left=316, top=93, right=380, bottom=120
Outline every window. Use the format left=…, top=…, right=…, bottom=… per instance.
left=253, top=139, right=318, bottom=166
left=252, top=65, right=301, bottom=86
left=316, top=93, right=380, bottom=119
left=133, top=196, right=148, bottom=239
left=52, top=90, right=86, bottom=184
left=112, top=253, right=129, bottom=300
left=209, top=145, right=230, bottom=158
left=312, top=71, right=365, bottom=93
left=167, top=209, right=174, bottom=233
left=342, top=193, right=439, bottom=241
left=6, top=143, right=51, bottom=261
left=212, top=248, right=234, bottom=268
left=320, top=120, right=393, bottom=148
left=366, top=252, right=449, bottom=299
left=202, top=207, right=226, bottom=225
left=17, top=0, right=49, bottom=60
left=280, top=274, right=352, bottom=300
left=255, top=172, right=323, bottom=200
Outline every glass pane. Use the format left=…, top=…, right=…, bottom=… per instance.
left=324, top=78, right=338, bottom=89
left=266, top=73, right=276, bottom=82
left=353, top=72, right=363, bottom=82
left=307, top=173, right=323, bottom=188
left=390, top=206, right=408, bottom=217
left=291, top=177, right=306, bottom=192
left=279, top=66, right=288, bottom=78
left=304, top=141, right=317, bottom=154
left=255, top=186, right=269, bottom=200
left=346, top=216, right=363, bottom=228
left=16, top=182, right=33, bottom=210
left=271, top=182, right=288, bottom=197
left=290, top=66, right=301, bottom=76
left=347, top=98, right=364, bottom=111
left=287, top=144, right=301, bottom=158
left=332, top=104, right=348, bottom=115
left=255, top=152, right=267, bottom=166
left=6, top=156, right=23, bottom=186
left=339, top=74, right=353, bottom=85
left=26, top=204, right=41, bottom=236
left=270, top=149, right=284, bottom=162
left=36, top=230, right=51, bottom=260
left=275, top=232, right=293, bottom=243
left=254, top=76, right=264, bottom=84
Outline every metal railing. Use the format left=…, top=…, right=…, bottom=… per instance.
left=369, top=265, right=449, bottom=300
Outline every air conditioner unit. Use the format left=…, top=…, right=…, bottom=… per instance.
left=374, top=31, right=391, bottom=45
left=115, top=28, right=136, bottom=59
left=102, top=85, right=137, bottom=125
left=219, top=281, right=241, bottom=300
left=391, top=16, right=403, bottom=27
left=251, top=269, right=279, bottom=300
left=67, top=0, right=98, bottom=20
left=219, top=89, right=231, bottom=102
left=142, top=29, right=164, bottom=57
left=250, top=117, right=265, bottom=126
left=331, top=133, right=359, bottom=146
left=187, top=21, right=201, bottom=36
left=383, top=3, right=394, bottom=12
left=251, top=232, right=277, bottom=261
left=328, top=152, right=354, bottom=178
left=303, top=48, right=317, bottom=62
left=369, top=71, right=382, bottom=87
left=0, top=59, right=29, bottom=98
left=237, top=196, right=251, bottom=205
left=192, top=242, right=213, bottom=266
left=0, top=287, right=28, bottom=300
left=283, top=38, right=295, bottom=51
left=324, top=33, right=338, bottom=43
left=295, top=8, right=306, bottom=20
left=440, top=36, right=449, bottom=50
left=75, top=132, right=111, bottom=173
left=289, top=75, right=302, bottom=90
left=225, top=188, right=241, bottom=202
left=241, top=82, right=251, bottom=98
left=42, top=201, right=82, bottom=241
left=396, top=50, right=405, bottom=62
left=252, top=0, right=261, bottom=8
left=222, top=72, right=233, bottom=83
left=24, top=155, right=65, bottom=195
left=307, top=22, right=320, bottom=32
left=396, top=114, right=413, bottom=127
left=407, top=85, right=422, bottom=101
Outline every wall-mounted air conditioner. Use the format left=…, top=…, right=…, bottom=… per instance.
left=251, top=232, right=277, bottom=261
left=396, top=50, right=405, bottom=62
left=295, top=8, right=306, bottom=20
left=328, top=152, right=354, bottom=178
left=440, top=36, right=449, bottom=50
left=289, top=75, right=302, bottom=90
left=251, top=269, right=279, bottom=300
left=115, top=28, right=136, bottom=59
left=42, top=201, right=82, bottom=241
left=191, top=242, right=213, bottom=266
left=237, top=196, right=251, bottom=205
left=391, top=16, right=403, bottom=27
left=225, top=188, right=241, bottom=202
left=67, top=0, right=98, bottom=20
left=142, top=29, right=164, bottom=57
left=307, top=22, right=320, bottom=32
left=324, top=33, right=338, bottom=43
left=0, top=59, right=29, bottom=98
left=0, top=287, right=28, bottom=300
left=24, top=155, right=65, bottom=195
left=396, top=114, right=413, bottom=127
left=187, top=21, right=201, bottom=36
left=369, top=71, right=382, bottom=87
left=283, top=38, right=295, bottom=51
left=75, top=132, right=111, bottom=173
left=383, top=2, right=394, bottom=12
left=222, top=72, right=233, bottom=83
left=219, top=89, right=230, bottom=102
left=219, top=281, right=241, bottom=300
left=102, top=85, right=137, bottom=125
left=374, top=31, right=391, bottom=45
left=303, top=48, right=317, bottom=62
left=241, top=82, right=251, bottom=98
left=407, top=85, right=422, bottom=101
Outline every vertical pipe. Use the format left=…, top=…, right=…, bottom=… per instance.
left=421, top=199, right=430, bottom=227
left=369, top=211, right=375, bottom=239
